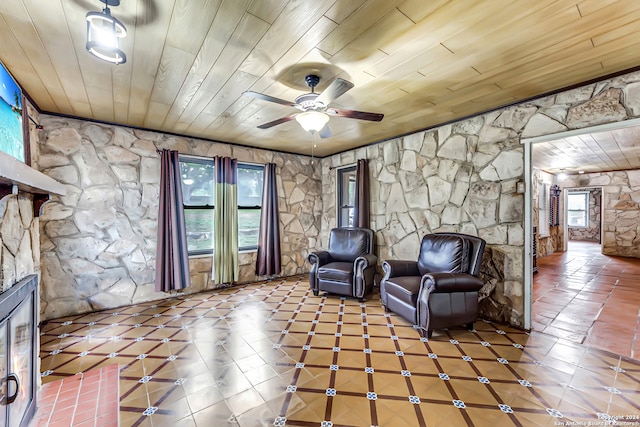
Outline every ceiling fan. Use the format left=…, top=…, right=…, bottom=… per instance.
left=243, top=75, right=384, bottom=138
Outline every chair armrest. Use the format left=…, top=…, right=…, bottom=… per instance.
left=355, top=253, right=377, bottom=269
left=382, top=260, right=420, bottom=278
left=308, top=251, right=331, bottom=266
left=421, top=273, right=484, bottom=293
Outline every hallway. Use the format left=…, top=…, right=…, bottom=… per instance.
left=532, top=241, right=640, bottom=360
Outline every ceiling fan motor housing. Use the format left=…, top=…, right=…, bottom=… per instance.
left=295, top=93, right=322, bottom=110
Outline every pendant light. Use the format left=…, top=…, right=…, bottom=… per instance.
left=86, top=0, right=127, bottom=64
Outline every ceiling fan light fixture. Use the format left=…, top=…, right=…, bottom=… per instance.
left=86, top=0, right=127, bottom=64
left=295, top=111, right=329, bottom=133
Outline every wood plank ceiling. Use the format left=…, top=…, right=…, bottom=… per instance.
left=2, top=0, right=640, bottom=157
left=533, top=125, right=640, bottom=175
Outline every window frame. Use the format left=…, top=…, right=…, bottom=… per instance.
left=567, top=191, right=589, bottom=228
left=337, top=165, right=356, bottom=228
left=180, top=155, right=215, bottom=257
left=237, top=163, right=265, bottom=252
left=178, top=155, right=264, bottom=256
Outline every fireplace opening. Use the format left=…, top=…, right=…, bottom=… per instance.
left=0, top=274, right=38, bottom=427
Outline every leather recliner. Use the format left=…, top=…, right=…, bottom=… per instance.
left=380, top=233, right=486, bottom=337
left=308, top=227, right=377, bottom=300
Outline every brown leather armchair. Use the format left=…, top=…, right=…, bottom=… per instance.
left=380, top=233, right=486, bottom=337
left=308, top=227, right=377, bottom=300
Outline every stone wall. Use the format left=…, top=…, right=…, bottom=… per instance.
left=562, top=172, right=639, bottom=257
left=322, top=118, right=527, bottom=327
left=35, top=117, right=322, bottom=320
left=321, top=70, right=640, bottom=328
left=567, top=187, right=601, bottom=242
left=0, top=194, right=39, bottom=292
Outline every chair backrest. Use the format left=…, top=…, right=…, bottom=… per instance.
left=328, top=227, right=374, bottom=262
left=417, top=233, right=486, bottom=276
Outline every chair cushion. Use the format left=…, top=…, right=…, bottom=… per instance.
left=417, top=234, right=469, bottom=276
left=328, top=228, right=372, bottom=262
left=317, top=262, right=353, bottom=283
left=383, top=276, right=422, bottom=306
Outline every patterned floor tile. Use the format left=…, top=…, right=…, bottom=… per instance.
left=38, top=276, right=640, bottom=426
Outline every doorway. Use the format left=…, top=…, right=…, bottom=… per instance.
left=523, top=118, right=640, bottom=360
left=531, top=240, right=640, bottom=359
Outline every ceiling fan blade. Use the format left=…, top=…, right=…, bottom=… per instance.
left=257, top=115, right=296, bottom=129
left=243, top=91, right=298, bottom=107
left=328, top=108, right=384, bottom=122
left=318, top=125, right=333, bottom=139
left=316, top=78, right=354, bottom=106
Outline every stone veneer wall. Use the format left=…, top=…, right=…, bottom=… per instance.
left=567, top=187, right=601, bottom=242
left=561, top=172, right=639, bottom=256
left=321, top=70, right=640, bottom=328
left=35, top=116, right=321, bottom=320
left=0, top=194, right=39, bottom=291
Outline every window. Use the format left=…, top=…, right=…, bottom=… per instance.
left=337, top=166, right=356, bottom=227
left=568, top=192, right=589, bottom=227
left=237, top=164, right=264, bottom=250
left=180, top=157, right=214, bottom=255
left=538, top=182, right=550, bottom=237
left=179, top=156, right=264, bottom=255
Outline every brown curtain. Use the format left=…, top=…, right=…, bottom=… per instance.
left=155, top=149, right=191, bottom=292
left=213, top=156, right=238, bottom=285
left=256, top=163, right=281, bottom=276
left=353, top=159, right=370, bottom=228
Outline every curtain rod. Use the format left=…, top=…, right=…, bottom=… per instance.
left=160, top=150, right=264, bottom=167
left=329, top=162, right=357, bottom=171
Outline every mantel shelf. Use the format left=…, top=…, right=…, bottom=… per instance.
left=0, top=150, right=66, bottom=197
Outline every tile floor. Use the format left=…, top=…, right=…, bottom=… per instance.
left=533, top=240, right=640, bottom=359
left=39, top=276, right=640, bottom=426
left=30, top=364, right=119, bottom=427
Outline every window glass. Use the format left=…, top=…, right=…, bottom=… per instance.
left=337, top=166, right=356, bottom=227
left=180, top=160, right=214, bottom=206
left=183, top=209, right=214, bottom=253
left=238, top=165, right=264, bottom=250
left=179, top=157, right=264, bottom=254
left=568, top=192, right=588, bottom=227
left=180, top=158, right=215, bottom=254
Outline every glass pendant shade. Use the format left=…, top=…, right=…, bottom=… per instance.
left=295, top=111, right=330, bottom=133
left=86, top=6, right=127, bottom=64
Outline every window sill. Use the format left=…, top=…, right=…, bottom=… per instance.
left=188, top=248, right=257, bottom=259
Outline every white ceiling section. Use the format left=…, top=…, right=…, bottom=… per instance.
left=532, top=123, right=640, bottom=176
left=2, top=1, right=640, bottom=158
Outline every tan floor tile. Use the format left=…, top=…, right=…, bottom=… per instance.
left=192, top=400, right=234, bottom=426
left=333, top=369, right=371, bottom=394
left=373, top=372, right=411, bottom=396
left=285, top=398, right=326, bottom=423
left=225, top=387, right=266, bottom=416
left=253, top=375, right=288, bottom=403
left=330, top=394, right=373, bottom=425
left=185, top=385, right=225, bottom=413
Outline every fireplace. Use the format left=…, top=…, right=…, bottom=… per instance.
left=0, top=274, right=38, bottom=427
